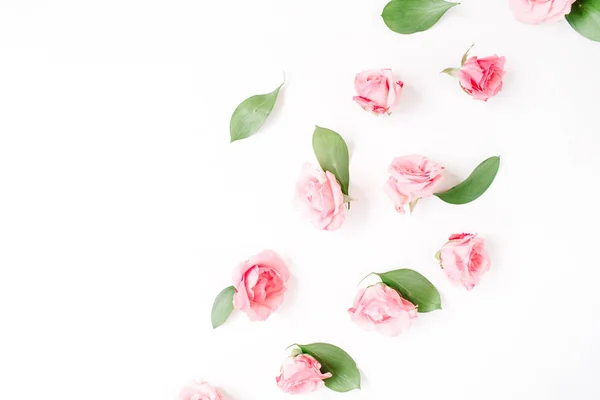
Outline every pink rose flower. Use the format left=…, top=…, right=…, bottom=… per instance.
left=510, top=0, right=576, bottom=24
left=439, top=233, right=491, bottom=290
left=348, top=283, right=417, bottom=336
left=233, top=250, right=290, bottom=321
left=294, top=163, right=346, bottom=231
left=353, top=69, right=403, bottom=115
left=384, top=155, right=444, bottom=214
left=178, top=381, right=224, bottom=400
left=276, top=353, right=332, bottom=394
left=457, top=55, right=506, bottom=102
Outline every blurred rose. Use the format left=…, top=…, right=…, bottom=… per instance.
left=178, top=381, right=224, bottom=400
left=457, top=55, right=506, bottom=101
left=276, top=353, right=332, bottom=394
left=349, top=283, right=417, bottom=336
left=510, top=0, right=576, bottom=24
left=294, top=163, right=346, bottom=231
left=233, top=250, right=290, bottom=321
left=384, top=155, right=444, bottom=214
left=353, top=69, right=403, bottom=115
left=439, top=233, right=491, bottom=290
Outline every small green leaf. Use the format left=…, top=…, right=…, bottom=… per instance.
left=461, top=44, right=474, bottom=66
left=434, top=250, right=441, bottom=261
left=229, top=82, right=283, bottom=143
left=211, top=286, right=235, bottom=329
left=376, top=269, right=441, bottom=313
left=441, top=67, right=459, bottom=77
left=312, top=126, right=350, bottom=195
left=382, top=0, right=460, bottom=35
left=435, top=156, right=500, bottom=205
left=297, top=343, right=361, bottom=393
left=566, top=0, right=600, bottom=42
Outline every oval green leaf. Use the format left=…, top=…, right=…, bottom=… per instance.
left=376, top=269, right=441, bottom=313
left=211, top=286, right=235, bottom=329
left=312, top=126, right=350, bottom=195
left=382, top=0, right=460, bottom=35
left=297, top=343, right=360, bottom=393
left=435, top=156, right=500, bottom=205
left=229, top=83, right=283, bottom=143
left=566, top=0, right=600, bottom=42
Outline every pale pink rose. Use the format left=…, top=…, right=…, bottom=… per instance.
left=294, top=163, right=346, bottom=231
left=353, top=69, right=404, bottom=115
left=510, top=0, right=576, bottom=24
left=348, top=283, right=417, bottom=336
left=457, top=55, right=506, bottom=102
left=384, top=155, right=444, bottom=214
left=276, top=353, right=332, bottom=394
left=439, top=233, right=491, bottom=290
left=233, top=250, right=290, bottom=321
left=178, top=380, right=224, bottom=400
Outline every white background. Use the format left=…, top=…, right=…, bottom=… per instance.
left=1, top=0, right=599, bottom=399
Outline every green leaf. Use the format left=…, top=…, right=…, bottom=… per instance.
left=434, top=156, right=500, bottom=205
left=312, top=126, right=350, bottom=195
left=376, top=269, right=441, bottom=313
left=211, top=286, right=235, bottom=329
left=461, top=44, right=474, bottom=66
left=229, top=82, right=283, bottom=143
left=441, top=67, right=459, bottom=77
left=382, top=0, right=460, bottom=35
left=566, top=0, right=600, bottom=42
left=296, top=343, right=361, bottom=393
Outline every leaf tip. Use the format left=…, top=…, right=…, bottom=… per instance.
left=441, top=67, right=458, bottom=77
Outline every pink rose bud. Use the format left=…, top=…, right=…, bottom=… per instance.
left=294, top=163, right=346, bottom=231
left=276, top=353, right=332, bottom=394
left=510, top=0, right=576, bottom=24
left=232, top=250, right=290, bottom=321
left=384, top=155, right=444, bottom=214
left=353, top=69, right=403, bottom=115
left=178, top=381, right=224, bottom=400
left=438, top=233, right=491, bottom=290
left=457, top=55, right=506, bottom=102
left=348, top=283, right=417, bottom=336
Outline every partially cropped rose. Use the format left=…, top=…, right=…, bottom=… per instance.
left=438, top=233, right=490, bottom=290
left=349, top=283, right=417, bottom=336
left=276, top=353, right=332, bottom=394
left=384, top=155, right=444, bottom=214
left=178, top=381, right=224, bottom=400
left=510, top=0, right=576, bottom=24
left=353, top=69, right=403, bottom=115
left=294, top=163, right=346, bottom=231
left=233, top=250, right=290, bottom=321
left=457, top=55, right=506, bottom=102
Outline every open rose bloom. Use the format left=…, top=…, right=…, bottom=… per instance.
left=233, top=250, right=290, bottom=321
left=276, top=353, right=332, bottom=394
left=384, top=155, right=444, bottom=214
left=294, top=163, right=346, bottom=231
left=353, top=69, right=403, bottom=115
left=178, top=381, right=224, bottom=400
left=457, top=55, right=506, bottom=101
left=510, top=0, right=576, bottom=24
left=349, top=283, right=417, bottom=336
left=438, top=233, right=491, bottom=290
